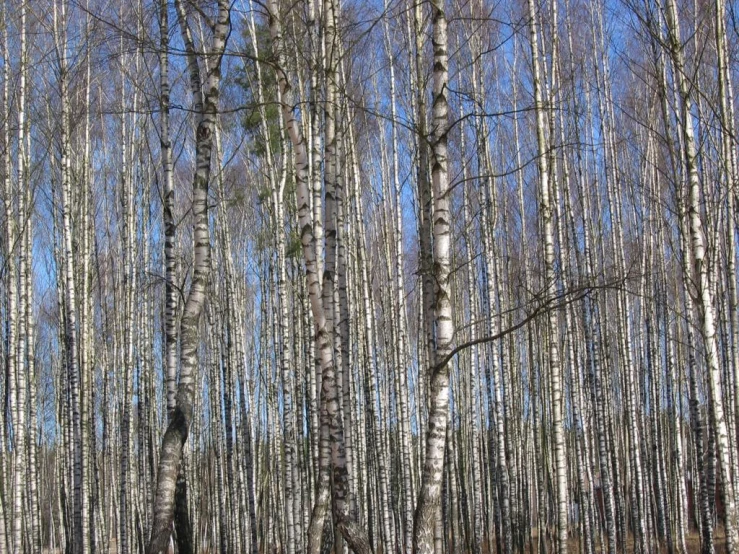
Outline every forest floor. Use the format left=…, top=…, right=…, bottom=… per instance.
left=41, top=531, right=729, bottom=553
left=686, top=532, right=727, bottom=553
left=519, top=529, right=728, bottom=554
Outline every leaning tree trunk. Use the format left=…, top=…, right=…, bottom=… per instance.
left=147, top=2, right=231, bottom=553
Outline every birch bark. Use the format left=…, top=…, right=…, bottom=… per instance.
left=413, top=1, right=454, bottom=551
left=528, top=0, right=568, bottom=550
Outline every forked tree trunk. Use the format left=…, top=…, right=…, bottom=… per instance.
left=147, top=2, right=231, bottom=553
left=267, top=2, right=371, bottom=552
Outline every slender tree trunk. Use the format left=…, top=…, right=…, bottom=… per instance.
left=527, top=0, right=568, bottom=550
left=413, top=1, right=454, bottom=551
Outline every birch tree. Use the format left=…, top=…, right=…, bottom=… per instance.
left=147, top=2, right=231, bottom=552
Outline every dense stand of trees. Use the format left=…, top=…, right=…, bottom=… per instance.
left=2, top=0, right=739, bottom=553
